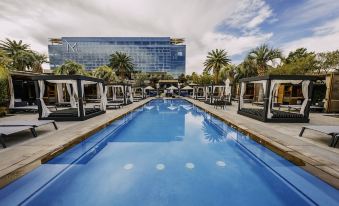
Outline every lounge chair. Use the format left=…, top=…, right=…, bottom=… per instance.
left=0, top=120, right=58, bottom=130
left=299, top=125, right=339, bottom=147
left=0, top=126, right=37, bottom=148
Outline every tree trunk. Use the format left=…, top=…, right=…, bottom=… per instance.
left=257, top=65, right=266, bottom=76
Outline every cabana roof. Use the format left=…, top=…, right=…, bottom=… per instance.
left=31, top=75, right=104, bottom=83
left=239, top=75, right=323, bottom=82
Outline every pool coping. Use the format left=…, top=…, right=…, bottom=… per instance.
left=184, top=98, right=339, bottom=189
left=0, top=98, right=153, bottom=189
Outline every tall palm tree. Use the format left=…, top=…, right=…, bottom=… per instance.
left=108, top=52, right=135, bottom=80
left=93, top=65, right=118, bottom=83
left=204, top=49, right=231, bottom=84
left=0, top=38, right=30, bottom=56
left=248, top=44, right=282, bottom=76
left=54, top=60, right=85, bottom=75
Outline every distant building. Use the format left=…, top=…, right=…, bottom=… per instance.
left=48, top=37, right=186, bottom=77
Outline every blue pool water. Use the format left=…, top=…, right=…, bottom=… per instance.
left=0, top=99, right=338, bottom=206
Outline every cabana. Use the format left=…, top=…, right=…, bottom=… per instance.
left=180, top=86, right=193, bottom=97
left=106, top=84, right=133, bottom=105
left=132, top=87, right=145, bottom=101
left=144, top=86, right=156, bottom=97
left=8, top=71, right=42, bottom=112
left=193, top=86, right=207, bottom=100
left=238, top=75, right=319, bottom=123
left=32, top=75, right=106, bottom=121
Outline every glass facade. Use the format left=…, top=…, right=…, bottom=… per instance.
left=48, top=37, right=186, bottom=77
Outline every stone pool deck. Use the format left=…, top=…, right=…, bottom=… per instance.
left=0, top=98, right=152, bottom=188
left=0, top=97, right=338, bottom=189
left=185, top=98, right=339, bottom=189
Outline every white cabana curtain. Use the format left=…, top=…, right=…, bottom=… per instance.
left=8, top=76, right=15, bottom=108
left=99, top=84, right=107, bottom=111
left=72, top=80, right=80, bottom=117
left=38, top=80, right=51, bottom=118
left=128, top=86, right=133, bottom=102
left=225, top=79, right=231, bottom=101
left=192, top=87, right=195, bottom=97
left=66, top=84, right=76, bottom=108
left=96, top=84, right=100, bottom=99
left=239, top=82, right=246, bottom=109
left=56, top=83, right=64, bottom=103
left=300, top=80, right=310, bottom=115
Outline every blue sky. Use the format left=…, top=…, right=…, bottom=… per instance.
left=0, top=0, right=338, bottom=73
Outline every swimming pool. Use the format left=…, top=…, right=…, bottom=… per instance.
left=0, top=99, right=338, bottom=205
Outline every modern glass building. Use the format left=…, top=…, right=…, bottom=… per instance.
left=48, top=37, right=186, bottom=77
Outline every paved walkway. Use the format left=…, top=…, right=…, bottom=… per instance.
left=0, top=98, right=152, bottom=188
left=185, top=98, right=339, bottom=189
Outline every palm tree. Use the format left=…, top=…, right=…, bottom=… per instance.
left=0, top=38, right=47, bottom=72
left=204, top=49, right=231, bottom=84
left=93, top=65, right=118, bottom=83
left=108, top=52, right=135, bottom=80
left=0, top=38, right=30, bottom=56
left=31, top=52, right=48, bottom=73
left=54, top=60, right=85, bottom=75
left=248, top=44, right=282, bottom=76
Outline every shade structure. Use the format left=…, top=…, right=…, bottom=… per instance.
left=31, top=75, right=106, bottom=121
left=181, top=86, right=193, bottom=90
left=237, top=75, right=322, bottom=123
left=167, top=86, right=178, bottom=90
left=144, top=86, right=155, bottom=90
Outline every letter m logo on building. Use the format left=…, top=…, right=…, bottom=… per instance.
left=65, top=40, right=79, bottom=52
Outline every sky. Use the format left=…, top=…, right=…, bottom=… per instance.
left=0, top=0, right=339, bottom=74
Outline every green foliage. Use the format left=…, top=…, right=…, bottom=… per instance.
left=318, top=50, right=339, bottom=73
left=134, top=72, right=149, bottom=86
left=54, top=60, right=86, bottom=75
left=92, top=65, right=118, bottom=83
left=285, top=48, right=312, bottom=64
left=108, top=51, right=135, bottom=80
left=248, top=44, right=282, bottom=76
left=0, top=50, right=12, bottom=68
left=0, top=66, right=9, bottom=106
left=0, top=38, right=47, bottom=72
left=270, top=48, right=319, bottom=75
left=204, top=49, right=231, bottom=83
left=178, top=73, right=187, bottom=83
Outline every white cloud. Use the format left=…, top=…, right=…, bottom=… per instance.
left=223, top=0, right=272, bottom=30
left=282, top=17, right=339, bottom=54
left=0, top=0, right=273, bottom=74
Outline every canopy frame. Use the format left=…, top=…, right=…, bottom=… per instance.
left=237, top=75, right=321, bottom=123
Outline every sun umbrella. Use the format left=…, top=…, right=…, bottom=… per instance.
left=144, top=86, right=155, bottom=90
left=181, top=86, right=193, bottom=90
left=167, top=86, right=178, bottom=90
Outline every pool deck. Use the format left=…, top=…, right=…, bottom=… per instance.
left=0, top=97, right=339, bottom=189
left=185, top=98, right=339, bottom=189
left=0, top=98, right=152, bottom=188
